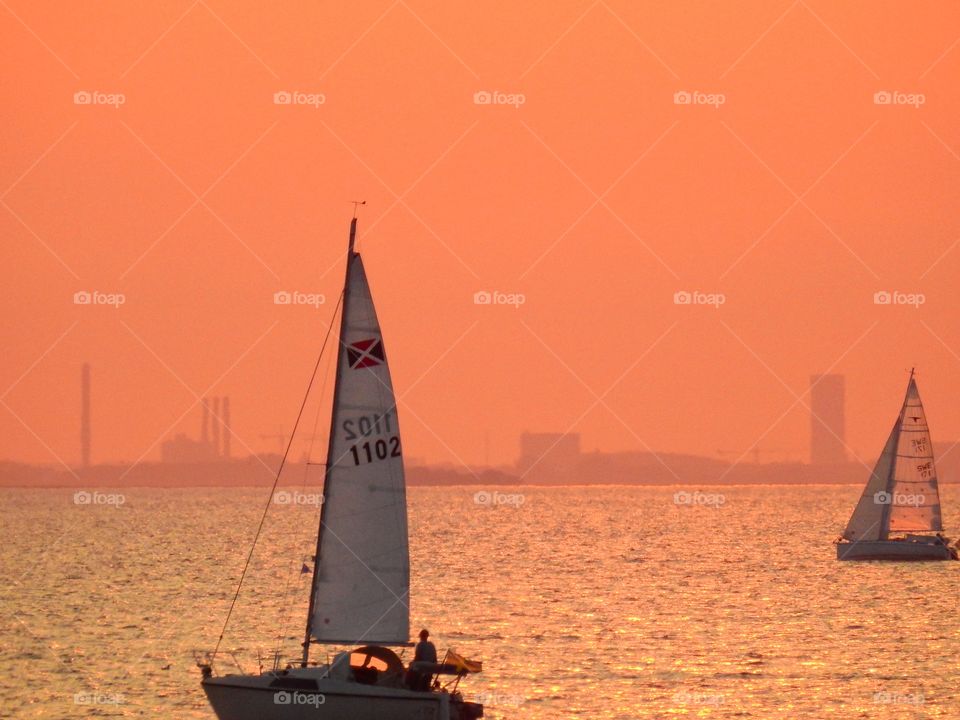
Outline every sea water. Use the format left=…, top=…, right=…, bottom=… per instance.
left=1, top=485, right=957, bottom=719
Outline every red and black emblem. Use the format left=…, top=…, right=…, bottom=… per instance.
left=347, top=338, right=385, bottom=369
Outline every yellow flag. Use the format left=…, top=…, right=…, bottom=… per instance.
left=445, top=649, right=482, bottom=674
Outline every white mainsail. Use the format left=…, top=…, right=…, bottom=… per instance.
left=308, top=226, right=409, bottom=646
left=885, top=377, right=942, bottom=534
left=842, top=374, right=942, bottom=542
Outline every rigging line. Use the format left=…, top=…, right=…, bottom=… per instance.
left=273, top=311, right=341, bottom=663
left=212, top=289, right=346, bottom=663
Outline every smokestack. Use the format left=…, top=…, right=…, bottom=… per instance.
left=81, top=363, right=90, bottom=467
left=211, top=396, right=221, bottom=457
left=222, top=396, right=231, bottom=459
left=201, top=397, right=209, bottom=444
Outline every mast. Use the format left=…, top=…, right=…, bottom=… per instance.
left=878, top=368, right=914, bottom=540
left=302, top=213, right=360, bottom=667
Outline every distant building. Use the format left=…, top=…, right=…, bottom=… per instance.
left=810, top=375, right=846, bottom=464
left=160, top=396, right=231, bottom=463
left=517, top=432, right=581, bottom=483
left=160, top=433, right=219, bottom=463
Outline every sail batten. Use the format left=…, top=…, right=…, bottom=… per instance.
left=307, top=247, right=410, bottom=648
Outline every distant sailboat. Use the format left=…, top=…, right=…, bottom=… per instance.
left=836, top=370, right=957, bottom=561
left=200, top=214, right=485, bottom=719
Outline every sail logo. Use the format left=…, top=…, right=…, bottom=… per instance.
left=273, top=691, right=325, bottom=707
left=873, top=91, right=925, bottom=108
left=674, top=90, right=725, bottom=108
left=674, top=290, right=725, bottom=308
left=347, top=338, right=385, bottom=369
left=74, top=90, right=125, bottom=108
left=674, top=490, right=725, bottom=508
left=873, top=290, right=924, bottom=307
left=873, top=491, right=924, bottom=507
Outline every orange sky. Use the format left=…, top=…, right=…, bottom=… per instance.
left=2, top=1, right=960, bottom=473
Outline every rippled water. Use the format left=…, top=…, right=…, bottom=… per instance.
left=2, top=485, right=958, bottom=719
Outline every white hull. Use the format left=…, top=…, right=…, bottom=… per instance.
left=837, top=540, right=955, bottom=561
left=202, top=673, right=480, bottom=720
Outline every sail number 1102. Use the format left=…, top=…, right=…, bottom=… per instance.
left=343, top=413, right=401, bottom=466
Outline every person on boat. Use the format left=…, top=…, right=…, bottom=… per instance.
left=407, top=629, right=437, bottom=691
left=415, top=629, right=437, bottom=664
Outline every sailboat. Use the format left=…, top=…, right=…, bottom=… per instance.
left=199, top=214, right=485, bottom=719
left=836, top=370, right=957, bottom=561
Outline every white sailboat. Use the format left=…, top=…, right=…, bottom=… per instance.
left=199, top=214, right=485, bottom=719
left=836, top=370, right=957, bottom=561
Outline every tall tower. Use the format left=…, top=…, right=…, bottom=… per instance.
left=810, top=374, right=846, bottom=464
left=81, top=363, right=91, bottom=467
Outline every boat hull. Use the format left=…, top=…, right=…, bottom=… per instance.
left=202, top=674, right=480, bottom=720
left=836, top=540, right=955, bottom=561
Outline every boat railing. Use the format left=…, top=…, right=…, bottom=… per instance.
left=193, top=649, right=251, bottom=677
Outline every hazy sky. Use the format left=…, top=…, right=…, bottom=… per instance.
left=2, top=1, right=959, bottom=473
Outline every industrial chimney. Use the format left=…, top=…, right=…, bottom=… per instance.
left=211, top=396, right=221, bottom=457
left=222, top=396, right=231, bottom=459
left=81, top=363, right=90, bottom=467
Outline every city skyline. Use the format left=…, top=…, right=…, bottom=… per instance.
left=8, top=367, right=960, bottom=482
